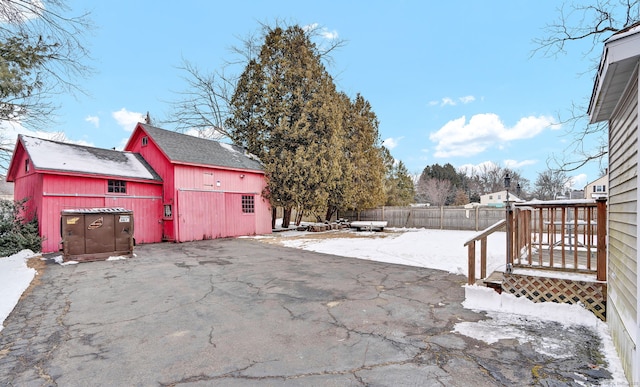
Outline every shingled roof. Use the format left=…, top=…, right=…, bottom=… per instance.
left=139, top=124, right=264, bottom=172
left=16, top=135, right=161, bottom=181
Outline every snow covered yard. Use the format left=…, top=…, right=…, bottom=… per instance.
left=255, top=227, right=628, bottom=384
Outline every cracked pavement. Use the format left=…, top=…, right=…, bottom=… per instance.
left=0, top=238, right=614, bottom=386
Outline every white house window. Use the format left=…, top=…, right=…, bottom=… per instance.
left=497, top=194, right=501, bottom=200
left=108, top=180, right=127, bottom=193
left=142, top=136, right=148, bottom=146
left=242, top=195, right=254, bottom=213
left=489, top=195, right=493, bottom=200
left=593, top=185, right=606, bottom=193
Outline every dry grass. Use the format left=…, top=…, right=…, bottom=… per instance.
left=20, top=255, right=47, bottom=300
left=261, top=228, right=396, bottom=246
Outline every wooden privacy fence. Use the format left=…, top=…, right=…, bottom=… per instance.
left=341, top=206, right=505, bottom=231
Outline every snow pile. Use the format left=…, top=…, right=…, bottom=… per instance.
left=279, top=228, right=507, bottom=276
left=0, top=250, right=38, bottom=332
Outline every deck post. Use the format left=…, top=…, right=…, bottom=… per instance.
left=596, top=198, right=607, bottom=281
left=480, top=236, right=487, bottom=279
left=506, top=206, right=514, bottom=273
left=468, top=241, right=476, bottom=285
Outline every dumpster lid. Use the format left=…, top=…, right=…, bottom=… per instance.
left=61, top=207, right=132, bottom=214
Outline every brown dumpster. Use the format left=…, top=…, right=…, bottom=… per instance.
left=61, top=208, right=134, bottom=262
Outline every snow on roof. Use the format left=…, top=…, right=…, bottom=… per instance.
left=606, top=20, right=640, bottom=43
left=22, top=136, right=160, bottom=181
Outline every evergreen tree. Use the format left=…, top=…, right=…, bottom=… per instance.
left=381, top=147, right=415, bottom=206
left=226, top=25, right=343, bottom=228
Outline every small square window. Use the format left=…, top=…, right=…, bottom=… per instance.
left=108, top=180, right=127, bottom=193
left=142, top=136, right=148, bottom=146
left=242, top=195, right=254, bottom=213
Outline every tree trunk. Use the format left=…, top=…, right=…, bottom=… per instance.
left=282, top=207, right=292, bottom=229
left=295, top=209, right=304, bottom=226
left=325, top=205, right=337, bottom=222
left=271, top=207, right=277, bottom=229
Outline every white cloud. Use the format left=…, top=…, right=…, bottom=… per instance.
left=85, top=115, right=99, bottom=128
left=430, top=95, right=476, bottom=107
left=112, top=108, right=144, bottom=132
left=441, top=97, right=456, bottom=106
left=504, top=159, right=537, bottom=169
left=429, top=113, right=558, bottom=158
left=570, top=173, right=587, bottom=189
left=382, top=137, right=403, bottom=150
left=320, top=28, right=339, bottom=39
left=459, top=95, right=475, bottom=104
left=458, top=161, right=498, bottom=176
left=303, top=23, right=338, bottom=39
left=303, top=23, right=319, bottom=32
left=0, top=0, right=43, bottom=23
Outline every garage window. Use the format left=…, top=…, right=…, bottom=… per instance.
left=108, top=180, right=127, bottom=193
left=242, top=195, right=254, bottom=213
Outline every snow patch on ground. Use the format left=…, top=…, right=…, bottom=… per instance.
left=0, top=250, right=38, bottom=332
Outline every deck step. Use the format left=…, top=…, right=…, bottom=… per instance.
left=482, top=271, right=503, bottom=293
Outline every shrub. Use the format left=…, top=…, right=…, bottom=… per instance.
left=0, top=199, right=42, bottom=257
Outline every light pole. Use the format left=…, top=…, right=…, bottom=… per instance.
left=504, top=177, right=522, bottom=274
left=504, top=173, right=512, bottom=274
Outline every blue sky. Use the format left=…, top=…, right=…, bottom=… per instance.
left=8, top=1, right=607, bottom=189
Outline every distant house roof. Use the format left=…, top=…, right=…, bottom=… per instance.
left=137, top=124, right=264, bottom=172
left=8, top=135, right=161, bottom=182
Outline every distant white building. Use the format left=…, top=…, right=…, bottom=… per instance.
left=583, top=171, right=608, bottom=199
left=479, top=190, right=522, bottom=207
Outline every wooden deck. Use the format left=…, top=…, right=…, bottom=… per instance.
left=465, top=199, right=608, bottom=320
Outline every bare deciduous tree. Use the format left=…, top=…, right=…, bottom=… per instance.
left=167, top=20, right=346, bottom=140
left=532, top=168, right=572, bottom=200
left=417, top=178, right=451, bottom=207
left=533, top=1, right=640, bottom=172
left=0, top=0, right=92, bottom=130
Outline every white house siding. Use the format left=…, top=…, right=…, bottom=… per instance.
left=607, top=64, right=639, bottom=383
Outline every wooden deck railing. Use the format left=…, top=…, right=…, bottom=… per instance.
left=512, top=198, right=607, bottom=281
left=465, top=198, right=607, bottom=286
left=464, top=219, right=506, bottom=285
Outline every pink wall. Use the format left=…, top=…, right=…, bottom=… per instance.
left=126, top=124, right=272, bottom=243
left=20, top=174, right=163, bottom=253
left=126, top=128, right=176, bottom=241
left=172, top=165, right=271, bottom=241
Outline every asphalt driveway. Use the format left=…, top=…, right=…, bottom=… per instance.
left=0, top=238, right=613, bottom=386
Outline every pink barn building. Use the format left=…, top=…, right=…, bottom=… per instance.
left=6, top=124, right=271, bottom=253
left=124, top=123, right=271, bottom=243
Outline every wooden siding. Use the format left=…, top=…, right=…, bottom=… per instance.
left=172, top=165, right=270, bottom=241
left=176, top=190, right=226, bottom=241
left=225, top=193, right=256, bottom=237
left=34, top=174, right=163, bottom=252
left=607, top=64, right=638, bottom=381
left=125, top=128, right=176, bottom=240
